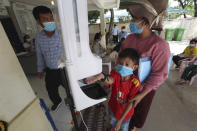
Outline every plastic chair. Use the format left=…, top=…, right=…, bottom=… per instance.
left=189, top=74, right=197, bottom=86
left=179, top=59, right=196, bottom=86
left=167, top=53, right=174, bottom=78
left=179, top=58, right=192, bottom=72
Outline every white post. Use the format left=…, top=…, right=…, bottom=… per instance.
left=100, top=8, right=106, bottom=49
left=56, top=0, right=106, bottom=111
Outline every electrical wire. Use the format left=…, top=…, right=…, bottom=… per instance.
left=79, top=111, right=89, bottom=131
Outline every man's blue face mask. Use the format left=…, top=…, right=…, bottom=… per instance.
left=129, top=20, right=143, bottom=34
left=43, top=22, right=56, bottom=32
left=115, top=65, right=133, bottom=77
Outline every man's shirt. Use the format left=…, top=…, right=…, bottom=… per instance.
left=119, top=30, right=128, bottom=40
left=35, top=29, right=62, bottom=72
left=112, top=27, right=119, bottom=36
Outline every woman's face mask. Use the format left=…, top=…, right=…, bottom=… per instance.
left=115, top=65, right=133, bottom=77
left=190, top=44, right=195, bottom=47
left=96, top=40, right=101, bottom=45
left=43, top=22, right=56, bottom=32
left=129, top=20, right=143, bottom=34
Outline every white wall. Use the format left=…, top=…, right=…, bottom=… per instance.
left=0, top=22, right=35, bottom=123
left=0, top=22, right=53, bottom=130
left=163, top=18, right=197, bottom=40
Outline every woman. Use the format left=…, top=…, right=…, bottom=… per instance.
left=119, top=0, right=170, bottom=131
left=92, top=32, right=106, bottom=57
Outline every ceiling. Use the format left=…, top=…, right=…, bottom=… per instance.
left=8, top=0, right=120, bottom=10
left=9, top=0, right=51, bottom=6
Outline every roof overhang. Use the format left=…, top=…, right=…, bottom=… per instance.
left=88, top=0, right=120, bottom=10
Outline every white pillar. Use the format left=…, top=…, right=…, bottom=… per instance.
left=100, top=8, right=106, bottom=49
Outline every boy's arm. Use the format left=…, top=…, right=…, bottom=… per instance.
left=115, top=101, right=133, bottom=130
left=102, top=73, right=114, bottom=85
left=85, top=73, right=114, bottom=85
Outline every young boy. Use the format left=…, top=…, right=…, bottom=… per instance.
left=86, top=48, right=140, bottom=131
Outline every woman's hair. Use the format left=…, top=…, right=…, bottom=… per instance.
left=32, top=6, right=52, bottom=20
left=142, top=17, right=149, bottom=25
left=94, top=32, right=101, bottom=41
left=119, top=48, right=140, bottom=65
left=190, top=39, right=197, bottom=44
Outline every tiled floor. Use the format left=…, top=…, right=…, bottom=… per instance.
left=27, top=75, right=73, bottom=131
left=21, top=41, right=197, bottom=131
left=26, top=67, right=197, bottom=131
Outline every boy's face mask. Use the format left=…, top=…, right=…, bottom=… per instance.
left=43, top=22, right=56, bottom=32
left=115, top=65, right=133, bottom=77
left=129, top=20, right=143, bottom=34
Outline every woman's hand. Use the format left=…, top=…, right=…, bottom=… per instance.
left=130, top=93, right=144, bottom=108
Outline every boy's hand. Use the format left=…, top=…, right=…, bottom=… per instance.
left=115, top=120, right=122, bottom=131
left=105, top=76, right=114, bottom=85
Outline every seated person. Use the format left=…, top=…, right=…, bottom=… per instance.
left=92, top=32, right=106, bottom=57
left=173, top=39, right=197, bottom=68
left=177, top=55, right=197, bottom=85
left=113, top=38, right=125, bottom=53
left=86, top=48, right=141, bottom=131
left=104, top=38, right=125, bottom=62
left=23, top=34, right=32, bottom=52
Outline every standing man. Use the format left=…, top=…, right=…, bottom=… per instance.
left=33, top=6, right=64, bottom=111
left=118, top=26, right=128, bottom=41
left=120, top=0, right=170, bottom=131
left=112, top=24, right=119, bottom=44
